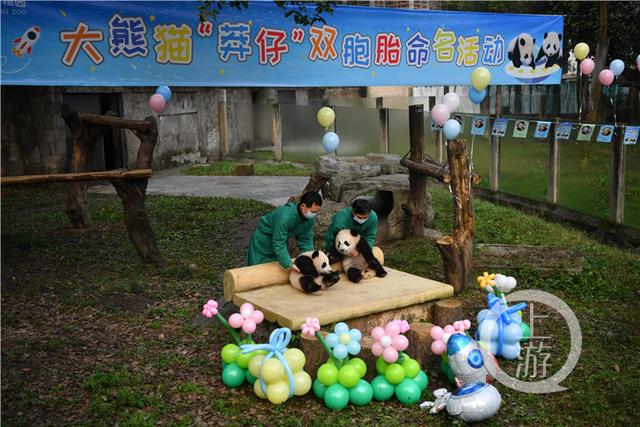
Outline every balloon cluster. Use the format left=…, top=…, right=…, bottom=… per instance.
left=469, top=66, right=491, bottom=106
left=220, top=342, right=265, bottom=388
left=432, top=92, right=463, bottom=140
left=317, top=107, right=340, bottom=153
left=574, top=42, right=629, bottom=87
left=150, top=85, right=172, bottom=113
left=476, top=293, right=527, bottom=360
left=429, top=320, right=472, bottom=385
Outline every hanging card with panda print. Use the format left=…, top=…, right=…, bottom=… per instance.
left=513, top=120, right=529, bottom=138
left=555, top=122, right=572, bottom=140
left=471, top=116, right=488, bottom=136
left=491, top=118, right=508, bottom=137
left=623, top=127, right=638, bottom=145
left=577, top=124, right=595, bottom=141
left=597, top=125, right=615, bottom=143
left=534, top=121, right=551, bottom=139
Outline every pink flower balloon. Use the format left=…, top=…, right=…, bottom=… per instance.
left=598, top=69, right=614, bottom=87
left=392, top=335, right=409, bottom=351
left=431, top=103, right=451, bottom=127
left=383, top=346, right=398, bottom=363
left=371, top=327, right=385, bottom=341
left=301, top=317, right=321, bottom=337
left=372, top=342, right=384, bottom=357
left=579, top=58, right=595, bottom=76
left=430, top=326, right=444, bottom=340
left=384, top=321, right=401, bottom=338
left=242, top=318, right=256, bottom=334
left=443, top=325, right=455, bottom=334
left=463, top=319, right=471, bottom=330
left=149, top=94, right=166, bottom=113
left=201, top=300, right=218, bottom=318
left=251, top=310, right=264, bottom=323
left=228, top=313, right=244, bottom=328
left=240, top=303, right=254, bottom=316
left=431, top=340, right=446, bottom=355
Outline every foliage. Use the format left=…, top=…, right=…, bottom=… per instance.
left=198, top=1, right=337, bottom=26
left=180, top=160, right=314, bottom=176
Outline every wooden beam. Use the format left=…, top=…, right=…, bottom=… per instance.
left=489, top=117, right=501, bottom=192
left=610, top=125, right=626, bottom=225
left=403, top=104, right=426, bottom=238
left=401, top=158, right=481, bottom=184
left=272, top=103, right=282, bottom=161
left=547, top=119, right=560, bottom=205
left=1, top=169, right=152, bottom=186
left=78, top=112, right=153, bottom=131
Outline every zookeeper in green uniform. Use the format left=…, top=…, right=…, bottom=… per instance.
left=247, top=191, right=323, bottom=270
left=325, top=199, right=378, bottom=256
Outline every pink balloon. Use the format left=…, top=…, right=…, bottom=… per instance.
left=443, top=325, right=455, bottom=334
left=149, top=94, right=166, bottom=113
left=430, top=326, right=444, bottom=340
left=383, top=346, right=398, bottom=363
left=637, top=63, right=640, bottom=72
left=372, top=342, right=384, bottom=357
left=371, top=327, right=385, bottom=341
left=579, top=58, right=595, bottom=76
left=228, top=313, right=244, bottom=328
left=463, top=319, right=471, bottom=330
left=384, top=321, right=401, bottom=337
left=431, top=340, right=446, bottom=355
left=240, top=303, right=254, bottom=313
left=242, top=319, right=256, bottom=334
left=598, top=69, right=614, bottom=87
left=431, top=103, right=450, bottom=127
left=392, top=335, right=409, bottom=351
left=251, top=310, right=264, bottom=323
left=453, top=321, right=462, bottom=331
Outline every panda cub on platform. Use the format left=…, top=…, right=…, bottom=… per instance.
left=508, top=33, right=536, bottom=69
left=335, top=229, right=387, bottom=283
left=289, top=250, right=340, bottom=293
left=535, top=31, right=562, bottom=69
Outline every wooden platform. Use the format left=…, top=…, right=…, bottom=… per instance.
left=230, top=267, right=453, bottom=330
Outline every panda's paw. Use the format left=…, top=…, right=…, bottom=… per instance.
left=300, top=276, right=322, bottom=293
left=375, top=267, right=387, bottom=278
left=324, top=272, right=340, bottom=287
left=363, top=270, right=375, bottom=280
left=347, top=268, right=363, bottom=283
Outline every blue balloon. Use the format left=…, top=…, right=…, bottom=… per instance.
left=322, top=132, right=340, bottom=153
left=610, top=59, right=625, bottom=77
left=348, top=329, right=362, bottom=342
left=155, top=85, right=172, bottom=102
left=469, top=87, right=486, bottom=105
left=636, top=54, right=640, bottom=65
left=325, top=333, right=339, bottom=348
left=347, top=341, right=361, bottom=355
left=443, top=119, right=461, bottom=140
left=333, top=344, right=348, bottom=360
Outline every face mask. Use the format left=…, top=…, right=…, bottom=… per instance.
left=353, top=215, right=368, bottom=224
left=304, top=211, right=317, bottom=219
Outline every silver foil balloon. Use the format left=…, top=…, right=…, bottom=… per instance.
left=445, top=382, right=502, bottom=423
left=447, top=333, right=491, bottom=385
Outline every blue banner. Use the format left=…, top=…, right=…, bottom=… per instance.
left=0, top=1, right=564, bottom=87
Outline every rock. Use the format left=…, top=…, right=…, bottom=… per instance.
left=423, top=228, right=444, bottom=241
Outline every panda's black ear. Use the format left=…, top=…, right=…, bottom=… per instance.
left=544, top=32, right=548, bottom=39
left=533, top=38, right=536, bottom=45
left=558, top=33, right=562, bottom=41
left=350, top=229, right=359, bottom=237
left=519, top=37, right=525, bottom=46
left=312, top=250, right=319, bottom=259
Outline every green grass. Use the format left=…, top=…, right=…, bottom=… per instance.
left=181, top=160, right=314, bottom=177
left=2, top=184, right=639, bottom=425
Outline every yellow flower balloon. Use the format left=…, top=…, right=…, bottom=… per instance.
left=476, top=271, right=496, bottom=289
left=574, top=42, right=589, bottom=61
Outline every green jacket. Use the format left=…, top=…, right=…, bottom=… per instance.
left=247, top=202, right=314, bottom=269
left=324, top=207, right=378, bottom=252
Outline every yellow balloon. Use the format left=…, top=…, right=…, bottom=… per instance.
left=248, top=354, right=265, bottom=378
left=471, top=67, right=491, bottom=91
left=284, top=348, right=306, bottom=373
left=317, top=107, right=335, bottom=128
left=253, top=379, right=267, bottom=399
left=293, top=371, right=312, bottom=396
left=266, top=381, right=289, bottom=404
left=574, top=42, right=589, bottom=61
left=260, top=358, right=285, bottom=384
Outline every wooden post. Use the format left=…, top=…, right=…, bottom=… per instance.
left=489, top=117, right=501, bottom=192
left=433, top=299, right=463, bottom=326
left=434, top=129, right=444, bottom=163
left=547, top=119, right=560, bottom=205
left=379, top=107, right=389, bottom=154
left=272, top=103, right=282, bottom=161
left=610, top=125, right=626, bottom=225
left=436, top=139, right=475, bottom=293
left=402, top=104, right=426, bottom=238
left=217, top=89, right=229, bottom=159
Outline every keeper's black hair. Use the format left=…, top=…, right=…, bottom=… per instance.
left=352, top=199, right=371, bottom=215
left=300, top=191, right=323, bottom=207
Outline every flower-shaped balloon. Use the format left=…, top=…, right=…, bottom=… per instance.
left=430, top=319, right=472, bottom=355
left=228, top=303, right=264, bottom=334
left=325, top=322, right=362, bottom=360
left=371, top=320, right=409, bottom=363
left=494, top=274, right=517, bottom=294
left=477, top=272, right=496, bottom=292
left=202, top=300, right=218, bottom=318
left=301, top=317, right=321, bottom=337
left=392, top=319, right=411, bottom=334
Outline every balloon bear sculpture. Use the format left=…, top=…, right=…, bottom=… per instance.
left=476, top=293, right=527, bottom=360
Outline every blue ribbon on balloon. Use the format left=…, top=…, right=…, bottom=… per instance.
left=240, top=327, right=295, bottom=398
left=486, top=293, right=526, bottom=356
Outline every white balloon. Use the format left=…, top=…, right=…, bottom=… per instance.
left=443, top=92, right=460, bottom=113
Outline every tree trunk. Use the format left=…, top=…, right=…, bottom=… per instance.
left=402, top=104, right=426, bottom=238
left=436, top=139, right=475, bottom=293
left=587, top=1, right=609, bottom=123
left=433, top=299, right=463, bottom=327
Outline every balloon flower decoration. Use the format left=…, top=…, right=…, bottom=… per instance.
left=240, top=328, right=312, bottom=404
left=150, top=85, right=172, bottom=113
left=202, top=300, right=266, bottom=389
left=370, top=320, right=428, bottom=405
left=303, top=319, right=372, bottom=410
left=317, top=107, right=340, bottom=154
left=475, top=273, right=529, bottom=360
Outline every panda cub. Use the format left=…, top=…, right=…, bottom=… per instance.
left=535, top=31, right=562, bottom=69
left=508, top=33, right=536, bottom=69
left=334, top=229, right=387, bottom=283
left=289, top=250, right=340, bottom=293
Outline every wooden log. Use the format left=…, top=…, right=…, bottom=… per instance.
left=299, top=331, right=329, bottom=378
left=1, top=169, right=152, bottom=186
left=433, top=299, right=463, bottom=327
left=405, top=322, right=434, bottom=368
left=78, top=112, right=153, bottom=131
left=547, top=119, right=560, bottom=205
left=272, top=103, right=282, bottom=161
left=302, top=171, right=330, bottom=195
left=400, top=158, right=481, bottom=184
left=233, top=163, right=254, bottom=176
left=610, top=125, right=626, bottom=225
left=489, top=118, right=501, bottom=192
left=404, top=104, right=426, bottom=238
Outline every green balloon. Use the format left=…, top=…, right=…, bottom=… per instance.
left=245, top=369, right=257, bottom=385
left=349, top=358, right=367, bottom=378
left=324, top=383, right=349, bottom=410
left=375, top=357, right=388, bottom=375
left=371, top=375, right=395, bottom=401
left=220, top=343, right=240, bottom=364
left=221, top=361, right=228, bottom=369
left=349, top=379, right=373, bottom=406
left=413, top=370, right=429, bottom=391
left=338, top=365, right=359, bottom=388
left=317, top=363, right=339, bottom=386
left=384, top=363, right=405, bottom=385
left=235, top=351, right=254, bottom=369
left=221, top=363, right=245, bottom=388
left=521, top=322, right=531, bottom=342
left=313, top=378, right=328, bottom=399
left=395, top=378, right=421, bottom=405
left=440, top=358, right=456, bottom=385
left=402, top=358, right=421, bottom=379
